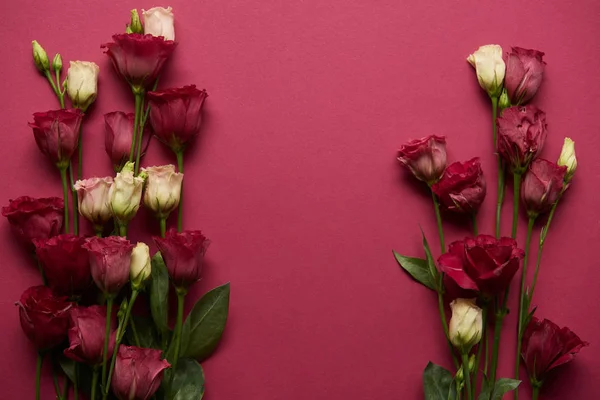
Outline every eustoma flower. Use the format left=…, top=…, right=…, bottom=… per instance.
left=130, top=242, right=151, bottom=289
left=105, top=112, right=135, bottom=171
left=467, top=44, right=505, bottom=97
left=143, top=6, right=175, bottom=41
left=497, top=105, right=547, bottom=173
left=432, top=158, right=486, bottom=214
left=64, top=305, right=117, bottom=365
left=397, top=135, right=447, bottom=184
left=34, top=234, right=91, bottom=297
left=154, top=229, right=210, bottom=289
left=557, top=137, right=577, bottom=184
left=438, top=235, right=524, bottom=297
left=504, top=47, right=545, bottom=105
left=109, top=162, right=145, bottom=227
left=2, top=196, right=63, bottom=246
left=521, top=317, right=588, bottom=386
left=16, top=286, right=73, bottom=351
left=66, top=61, right=100, bottom=111
left=74, top=177, right=113, bottom=231
left=142, top=165, right=184, bottom=220
left=449, top=298, right=482, bottom=354
left=83, top=236, right=134, bottom=296
left=111, top=346, right=171, bottom=400
left=29, top=109, right=84, bottom=169
left=521, top=159, right=566, bottom=218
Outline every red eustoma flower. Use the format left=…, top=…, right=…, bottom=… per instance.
left=105, top=111, right=135, bottom=170
left=438, top=235, right=524, bottom=296
left=102, top=33, right=177, bottom=90
left=521, top=159, right=567, bottom=217
left=522, top=317, right=588, bottom=384
left=112, top=346, right=171, bottom=400
left=153, top=229, right=210, bottom=288
left=29, top=109, right=84, bottom=169
left=497, top=106, right=547, bottom=173
left=82, top=236, right=134, bottom=296
left=505, top=47, right=546, bottom=105
left=34, top=234, right=92, bottom=297
left=64, top=305, right=117, bottom=365
left=147, top=85, right=208, bottom=152
left=397, top=135, right=447, bottom=184
left=2, top=196, right=64, bottom=246
left=431, top=157, right=486, bottom=214
left=16, top=286, right=73, bottom=351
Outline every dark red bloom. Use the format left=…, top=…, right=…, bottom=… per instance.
left=147, top=85, right=208, bottom=152
left=497, top=106, right=547, bottom=173
left=82, top=236, right=134, bottom=295
left=153, top=229, right=210, bottom=288
left=432, top=157, right=486, bottom=213
left=521, top=159, right=567, bottom=217
left=522, top=317, right=588, bottom=384
left=29, top=109, right=84, bottom=169
left=397, top=135, right=447, bottom=184
left=105, top=111, right=135, bottom=170
left=112, top=346, right=171, bottom=400
left=34, top=234, right=92, bottom=297
left=2, top=196, right=64, bottom=246
left=64, top=305, right=117, bottom=365
left=505, top=47, right=546, bottom=105
left=16, top=286, right=73, bottom=350
left=102, top=33, right=177, bottom=90
left=438, top=235, right=524, bottom=296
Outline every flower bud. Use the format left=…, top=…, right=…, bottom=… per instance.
left=67, top=61, right=100, bottom=111
left=32, top=40, right=50, bottom=73
left=53, top=53, right=63, bottom=73
left=467, top=45, right=505, bottom=98
left=130, top=242, right=151, bottom=289
left=128, top=9, right=144, bottom=34
left=449, top=298, right=482, bottom=354
left=557, top=137, right=577, bottom=184
left=108, top=162, right=145, bottom=224
left=455, top=354, right=476, bottom=388
left=142, top=165, right=183, bottom=219
left=498, top=88, right=511, bottom=110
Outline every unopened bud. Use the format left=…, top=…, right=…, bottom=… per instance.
left=449, top=298, right=483, bottom=354
left=557, top=137, right=577, bottom=184
left=32, top=40, right=50, bottom=72
left=53, top=53, right=63, bottom=73
left=129, top=9, right=144, bottom=34
left=498, top=88, right=511, bottom=111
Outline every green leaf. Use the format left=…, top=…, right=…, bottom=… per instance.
left=167, top=358, right=205, bottom=400
left=423, top=362, right=456, bottom=400
left=421, top=229, right=441, bottom=291
left=181, top=283, right=230, bottom=361
left=490, top=378, right=520, bottom=400
left=58, top=355, right=77, bottom=384
left=126, top=315, right=161, bottom=349
left=477, top=377, right=493, bottom=400
left=393, top=252, right=436, bottom=291
left=150, top=252, right=170, bottom=343
left=58, top=356, right=94, bottom=399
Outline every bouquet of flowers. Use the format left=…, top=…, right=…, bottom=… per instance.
left=393, top=45, right=587, bottom=400
left=5, top=7, right=229, bottom=400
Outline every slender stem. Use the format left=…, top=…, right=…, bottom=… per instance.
left=134, top=95, right=146, bottom=175
left=130, top=315, right=141, bottom=347
left=430, top=190, right=445, bottom=252
left=484, top=304, right=489, bottom=375
left=119, top=224, right=128, bottom=237
left=491, top=96, right=505, bottom=238
left=514, top=217, right=536, bottom=398
left=69, top=163, right=79, bottom=236
left=462, top=353, right=473, bottom=400
left=44, top=70, right=64, bottom=107
left=176, top=151, right=184, bottom=232
left=160, top=218, right=167, bottom=238
left=530, top=198, right=561, bottom=300
left=104, top=290, right=139, bottom=399
left=129, top=93, right=143, bottom=162
left=78, top=127, right=83, bottom=180
left=55, top=68, right=65, bottom=109
left=52, top=359, right=63, bottom=399
left=60, top=167, right=70, bottom=234
left=101, top=297, right=114, bottom=391
left=490, top=308, right=505, bottom=383
left=438, top=290, right=459, bottom=369
left=90, top=368, right=99, bottom=400
left=471, top=214, right=478, bottom=236
left=74, top=363, right=79, bottom=400
left=532, top=386, right=540, bottom=400
left=171, top=289, right=187, bottom=376
left=95, top=226, right=104, bottom=238
left=35, top=353, right=43, bottom=400
left=35, top=255, right=47, bottom=285
left=512, top=173, right=522, bottom=239
left=62, top=379, right=70, bottom=400
left=474, top=305, right=488, bottom=390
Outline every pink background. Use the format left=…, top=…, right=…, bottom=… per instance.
left=1, top=0, right=599, bottom=398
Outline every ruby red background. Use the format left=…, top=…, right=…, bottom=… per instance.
left=1, top=0, right=599, bottom=398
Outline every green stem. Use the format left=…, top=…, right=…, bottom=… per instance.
left=492, top=96, right=505, bottom=238
left=119, top=223, right=128, bottom=237
left=160, top=218, right=167, bottom=238
left=129, top=92, right=143, bottom=162
left=44, top=70, right=64, bottom=107
left=530, top=198, right=560, bottom=300
left=512, top=173, right=522, bottom=239
left=462, top=353, right=473, bottom=400
left=60, top=167, right=70, bottom=234
left=438, top=290, right=459, bottom=369
left=63, top=379, right=70, bottom=400
left=74, top=364, right=79, bottom=400
left=472, top=214, right=478, bottom=236
left=532, top=386, right=540, bottom=400
left=176, top=151, right=184, bottom=232
left=35, top=353, right=43, bottom=400
left=134, top=95, right=146, bottom=175
left=514, top=217, right=536, bottom=398
left=95, top=225, right=104, bottom=238
left=474, top=305, right=488, bottom=390
left=130, top=315, right=141, bottom=347
left=490, top=307, right=505, bottom=383
left=101, top=297, right=114, bottom=391
left=104, top=290, right=139, bottom=399
left=430, top=190, right=445, bottom=252
left=90, top=367, right=99, bottom=400
left=69, top=163, right=79, bottom=236
left=171, top=289, right=187, bottom=378
left=55, top=68, right=65, bottom=109
left=52, top=359, right=63, bottom=399
left=35, top=255, right=47, bottom=285
left=484, top=304, right=489, bottom=375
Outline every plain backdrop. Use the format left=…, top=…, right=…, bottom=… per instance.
left=0, top=0, right=599, bottom=399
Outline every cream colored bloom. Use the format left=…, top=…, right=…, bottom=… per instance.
left=142, top=165, right=183, bottom=218
left=143, top=7, right=175, bottom=41
left=108, top=162, right=145, bottom=223
left=557, top=137, right=577, bottom=183
left=130, top=242, right=151, bottom=288
left=66, top=61, right=100, bottom=111
left=467, top=45, right=505, bottom=97
left=74, top=177, right=113, bottom=227
left=449, top=298, right=483, bottom=353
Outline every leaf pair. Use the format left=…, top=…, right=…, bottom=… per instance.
left=394, top=231, right=441, bottom=292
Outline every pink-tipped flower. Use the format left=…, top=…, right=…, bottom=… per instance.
left=83, top=236, right=134, bottom=296
left=64, top=305, right=117, bottom=365
left=432, top=158, right=486, bottom=214
left=521, top=159, right=566, bottom=217
left=105, top=112, right=135, bottom=171
left=29, top=109, right=84, bottom=169
left=74, top=177, right=113, bottom=229
left=505, top=47, right=546, bottom=105
left=142, top=165, right=183, bottom=219
left=397, top=135, right=447, bottom=184
left=112, top=346, right=171, bottom=400
left=2, top=196, right=64, bottom=246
